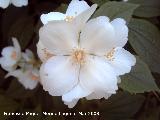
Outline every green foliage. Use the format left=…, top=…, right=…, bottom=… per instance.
left=119, top=57, right=160, bottom=93
left=0, top=95, right=19, bottom=119
left=93, top=1, right=139, bottom=23
left=129, top=18, right=160, bottom=74
left=91, top=0, right=109, bottom=6
left=9, top=16, right=35, bottom=50
left=129, top=0, right=160, bottom=17
left=100, top=92, right=145, bottom=120
left=56, top=4, right=68, bottom=13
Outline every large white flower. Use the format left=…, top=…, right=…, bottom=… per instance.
left=6, top=67, right=39, bottom=90
left=40, top=0, right=90, bottom=24
left=0, top=38, right=21, bottom=72
left=0, top=0, right=28, bottom=9
left=38, top=3, right=136, bottom=108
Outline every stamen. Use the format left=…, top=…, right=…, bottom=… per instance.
left=42, top=48, right=54, bottom=61
left=31, top=74, right=39, bottom=80
left=11, top=51, right=17, bottom=60
left=72, top=49, right=85, bottom=64
left=29, top=72, right=39, bottom=81
left=105, top=48, right=115, bottom=61
left=64, top=16, right=74, bottom=22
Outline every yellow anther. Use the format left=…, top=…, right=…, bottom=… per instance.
left=106, top=48, right=115, bottom=61
left=64, top=16, right=74, bottom=22
left=42, top=48, right=54, bottom=60
left=72, top=49, right=85, bottom=64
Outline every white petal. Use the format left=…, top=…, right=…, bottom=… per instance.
left=62, top=84, right=91, bottom=102
left=6, top=70, right=38, bottom=90
left=0, top=0, right=10, bottom=8
left=11, top=0, right=28, bottom=7
left=1, top=47, right=17, bottom=65
left=107, top=47, right=136, bottom=76
left=66, top=0, right=90, bottom=17
left=40, top=56, right=80, bottom=96
left=63, top=99, right=79, bottom=108
left=37, top=41, right=54, bottom=62
left=73, top=4, right=97, bottom=31
left=40, top=12, right=65, bottom=25
left=86, top=91, right=112, bottom=100
left=39, top=21, right=78, bottom=55
left=79, top=56, right=118, bottom=93
left=80, top=16, right=116, bottom=55
left=0, top=57, right=16, bottom=71
left=22, top=49, right=34, bottom=62
left=111, top=18, right=128, bottom=47
left=1, top=46, right=15, bottom=58
left=12, top=37, right=21, bottom=60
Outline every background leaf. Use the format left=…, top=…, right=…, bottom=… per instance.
left=0, top=95, right=19, bottom=120
left=91, top=0, right=109, bottom=6
left=8, top=16, right=35, bottom=50
left=100, top=92, right=145, bottom=120
left=128, top=18, right=160, bottom=74
left=129, top=0, right=160, bottom=18
left=93, top=1, right=139, bottom=23
left=119, top=57, right=160, bottom=93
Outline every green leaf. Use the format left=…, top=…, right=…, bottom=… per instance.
left=56, top=3, right=68, bottom=13
left=129, top=0, right=160, bottom=17
left=8, top=16, right=35, bottom=50
left=128, top=18, right=160, bottom=74
left=93, top=1, right=139, bottom=23
left=91, top=0, right=109, bottom=6
left=0, top=95, right=19, bottom=119
left=119, top=57, right=159, bottom=93
left=100, top=92, right=145, bottom=120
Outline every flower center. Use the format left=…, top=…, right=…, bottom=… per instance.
left=105, top=48, right=115, bottom=61
left=72, top=49, right=85, bottom=64
left=64, top=16, right=74, bottom=22
left=42, top=48, right=54, bottom=61
left=29, top=72, right=39, bottom=81
left=11, top=51, right=17, bottom=60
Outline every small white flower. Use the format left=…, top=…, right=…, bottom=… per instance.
left=6, top=67, right=39, bottom=90
left=22, top=49, right=36, bottom=64
left=0, top=0, right=28, bottom=9
left=38, top=2, right=136, bottom=108
left=40, top=0, right=91, bottom=24
left=0, top=38, right=21, bottom=72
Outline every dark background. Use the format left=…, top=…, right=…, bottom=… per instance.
left=0, top=0, right=160, bottom=120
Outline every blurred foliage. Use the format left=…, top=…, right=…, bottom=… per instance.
left=120, top=57, right=159, bottom=93
left=93, top=1, right=139, bottom=23
left=0, top=0, right=160, bottom=120
left=129, top=0, right=160, bottom=18
left=128, top=18, right=160, bottom=74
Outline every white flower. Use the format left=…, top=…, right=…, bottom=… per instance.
left=6, top=67, right=39, bottom=90
left=22, top=49, right=36, bottom=64
left=0, top=0, right=28, bottom=9
left=0, top=38, right=21, bottom=72
left=38, top=3, right=136, bottom=108
left=40, top=0, right=91, bottom=24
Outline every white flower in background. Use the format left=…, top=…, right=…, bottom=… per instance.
left=40, top=0, right=90, bottom=24
left=22, top=49, right=36, bottom=64
left=0, top=38, right=21, bottom=72
left=6, top=67, right=39, bottom=90
left=38, top=2, right=136, bottom=108
left=0, top=0, right=28, bottom=9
